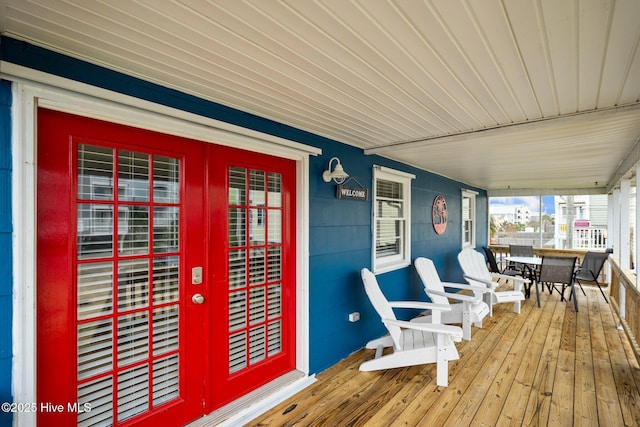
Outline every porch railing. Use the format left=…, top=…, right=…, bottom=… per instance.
left=572, top=227, right=608, bottom=250
left=610, top=259, right=640, bottom=362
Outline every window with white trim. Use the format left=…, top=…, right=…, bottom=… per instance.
left=373, top=166, right=415, bottom=273
left=462, top=189, right=477, bottom=248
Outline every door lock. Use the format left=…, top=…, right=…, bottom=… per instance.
left=192, top=294, right=205, bottom=304
left=192, top=267, right=203, bottom=284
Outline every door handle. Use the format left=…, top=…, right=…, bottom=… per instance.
left=192, top=293, right=205, bottom=304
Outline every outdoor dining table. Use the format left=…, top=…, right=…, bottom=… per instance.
left=505, top=256, right=542, bottom=307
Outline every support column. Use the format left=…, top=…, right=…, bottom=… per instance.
left=636, top=165, right=640, bottom=279
left=613, top=189, right=621, bottom=264
left=621, top=179, right=631, bottom=270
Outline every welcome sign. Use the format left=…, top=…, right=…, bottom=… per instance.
left=336, top=177, right=369, bottom=201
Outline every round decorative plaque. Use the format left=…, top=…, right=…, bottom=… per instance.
left=432, top=194, right=448, bottom=235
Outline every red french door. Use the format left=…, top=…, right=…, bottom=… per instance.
left=36, top=109, right=297, bottom=426
left=206, top=146, right=297, bottom=411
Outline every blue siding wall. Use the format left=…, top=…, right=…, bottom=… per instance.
left=0, top=80, right=13, bottom=427
left=307, top=143, right=487, bottom=372
left=1, top=36, right=487, bottom=376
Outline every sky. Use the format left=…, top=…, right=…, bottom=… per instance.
left=489, top=196, right=555, bottom=215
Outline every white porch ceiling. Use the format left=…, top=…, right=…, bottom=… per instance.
left=1, top=0, right=639, bottom=194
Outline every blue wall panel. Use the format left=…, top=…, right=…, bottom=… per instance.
left=0, top=79, right=13, bottom=427
left=1, top=37, right=488, bottom=377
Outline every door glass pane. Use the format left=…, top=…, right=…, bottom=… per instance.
left=77, top=262, right=113, bottom=319
left=268, top=173, right=282, bottom=207
left=268, top=210, right=282, bottom=243
left=229, top=332, right=247, bottom=373
left=117, top=364, right=149, bottom=422
left=78, top=144, right=114, bottom=200
left=118, top=150, right=149, bottom=202
left=152, top=355, right=179, bottom=407
left=229, top=167, right=246, bottom=205
left=153, top=206, right=179, bottom=253
left=249, top=326, right=266, bottom=364
left=117, top=312, right=149, bottom=366
left=249, top=287, right=266, bottom=325
left=229, top=250, right=246, bottom=289
left=117, top=259, right=149, bottom=311
left=267, top=284, right=281, bottom=318
left=268, top=247, right=281, bottom=281
left=77, top=319, right=113, bottom=380
left=250, top=170, right=265, bottom=205
left=249, top=248, right=265, bottom=285
left=229, top=291, right=247, bottom=331
left=77, top=204, right=114, bottom=259
left=250, top=208, right=265, bottom=244
left=78, top=376, right=113, bottom=426
left=153, top=257, right=179, bottom=303
left=153, top=155, right=179, bottom=203
left=119, top=206, right=149, bottom=255
left=229, top=208, right=246, bottom=247
left=153, top=305, right=179, bottom=355
left=268, top=320, right=282, bottom=356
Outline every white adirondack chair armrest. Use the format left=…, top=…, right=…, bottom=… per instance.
left=383, top=318, right=463, bottom=339
left=462, top=274, right=495, bottom=287
left=429, top=289, right=482, bottom=304
left=388, top=301, right=452, bottom=312
left=440, top=281, right=492, bottom=294
left=489, top=272, right=530, bottom=284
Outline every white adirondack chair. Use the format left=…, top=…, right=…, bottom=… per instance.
left=359, top=268, right=463, bottom=387
left=413, top=257, right=490, bottom=341
left=457, top=248, right=527, bottom=316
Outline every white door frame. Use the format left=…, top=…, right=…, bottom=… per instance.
left=3, top=62, right=318, bottom=426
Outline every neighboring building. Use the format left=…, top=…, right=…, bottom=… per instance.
left=515, top=205, right=531, bottom=225
left=554, top=195, right=609, bottom=250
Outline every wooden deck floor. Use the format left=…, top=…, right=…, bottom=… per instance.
left=252, top=285, right=640, bottom=426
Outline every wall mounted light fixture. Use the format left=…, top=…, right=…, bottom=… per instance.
left=322, top=157, right=349, bottom=184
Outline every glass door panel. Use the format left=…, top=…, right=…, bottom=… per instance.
left=227, top=167, right=284, bottom=378
left=76, top=144, right=182, bottom=424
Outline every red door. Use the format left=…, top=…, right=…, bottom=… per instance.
left=36, top=109, right=296, bottom=426
left=206, top=146, right=297, bottom=411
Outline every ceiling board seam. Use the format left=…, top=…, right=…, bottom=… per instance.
left=536, top=0, right=561, bottom=115
left=500, top=0, right=543, bottom=118
left=614, top=15, right=640, bottom=105
left=595, top=0, right=616, bottom=107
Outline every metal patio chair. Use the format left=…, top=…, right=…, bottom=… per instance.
left=574, top=251, right=610, bottom=303
left=538, top=255, right=578, bottom=311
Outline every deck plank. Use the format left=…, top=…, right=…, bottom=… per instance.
left=251, top=284, right=640, bottom=427
left=574, top=288, right=598, bottom=426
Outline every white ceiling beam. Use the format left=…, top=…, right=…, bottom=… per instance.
left=364, top=102, right=640, bottom=154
